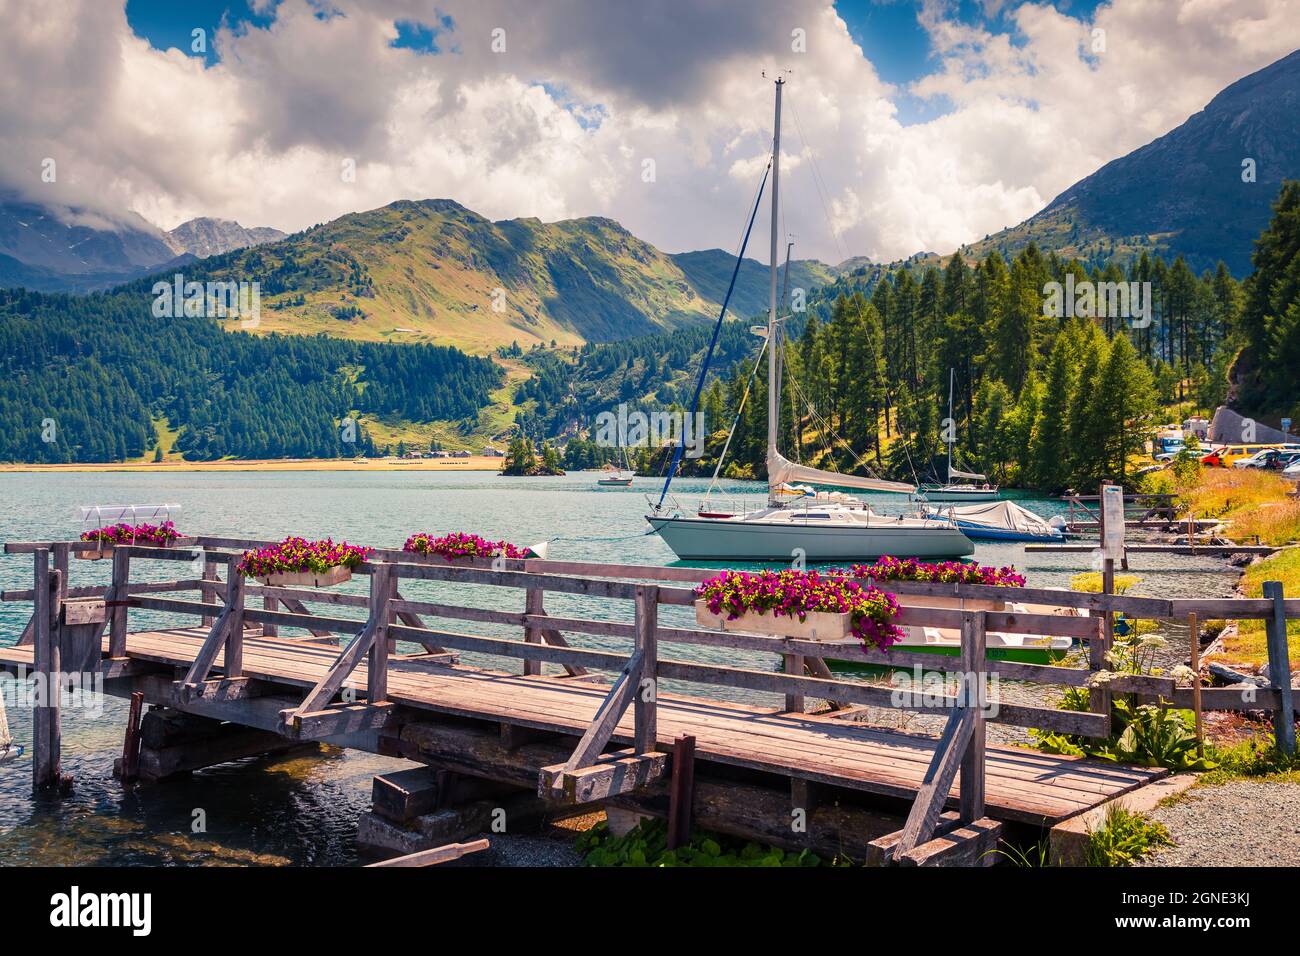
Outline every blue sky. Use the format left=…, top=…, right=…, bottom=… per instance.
left=124, top=0, right=1111, bottom=125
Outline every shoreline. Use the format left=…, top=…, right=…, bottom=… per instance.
left=0, top=456, right=506, bottom=474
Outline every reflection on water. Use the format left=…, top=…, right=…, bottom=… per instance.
left=0, top=471, right=1238, bottom=865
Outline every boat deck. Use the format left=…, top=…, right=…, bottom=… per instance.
left=0, top=627, right=1164, bottom=825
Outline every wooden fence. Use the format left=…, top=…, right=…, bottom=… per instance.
left=3, top=535, right=1297, bottom=856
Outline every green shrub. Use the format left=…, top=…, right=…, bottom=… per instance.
left=1084, top=804, right=1172, bottom=867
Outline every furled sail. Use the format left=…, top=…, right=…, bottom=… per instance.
left=947, top=466, right=986, bottom=481
left=768, top=449, right=915, bottom=494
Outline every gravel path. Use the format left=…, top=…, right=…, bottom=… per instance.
left=1136, top=780, right=1300, bottom=867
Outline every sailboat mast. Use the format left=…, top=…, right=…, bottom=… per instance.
left=767, top=76, right=783, bottom=468
left=946, top=366, right=954, bottom=483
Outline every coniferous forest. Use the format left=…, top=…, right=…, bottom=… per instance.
left=538, top=182, right=1300, bottom=492
left=0, top=287, right=501, bottom=462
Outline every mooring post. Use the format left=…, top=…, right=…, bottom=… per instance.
left=32, top=549, right=62, bottom=791
left=634, top=585, right=658, bottom=754
left=667, top=734, right=696, bottom=850
left=119, top=690, right=145, bottom=782
left=1262, top=581, right=1296, bottom=755
left=958, top=610, right=987, bottom=823
left=223, top=555, right=246, bottom=678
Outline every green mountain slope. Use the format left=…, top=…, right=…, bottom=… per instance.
left=180, top=199, right=837, bottom=354
left=967, top=49, right=1300, bottom=274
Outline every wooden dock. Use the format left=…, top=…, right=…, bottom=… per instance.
left=3, top=535, right=1296, bottom=865
left=0, top=626, right=1158, bottom=825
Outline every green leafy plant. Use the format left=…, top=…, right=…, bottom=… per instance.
left=1083, top=804, right=1172, bottom=867
left=1031, top=632, right=1216, bottom=771
left=1201, top=736, right=1300, bottom=784
left=575, top=818, right=847, bottom=868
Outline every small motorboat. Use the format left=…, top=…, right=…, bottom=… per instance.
left=831, top=599, right=1081, bottom=673
left=922, top=500, right=1065, bottom=542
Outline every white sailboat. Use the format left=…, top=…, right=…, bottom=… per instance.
left=646, top=76, right=973, bottom=562
left=596, top=445, right=635, bottom=486
left=917, top=369, right=999, bottom=502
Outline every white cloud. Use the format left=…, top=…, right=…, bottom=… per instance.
left=0, top=0, right=1297, bottom=264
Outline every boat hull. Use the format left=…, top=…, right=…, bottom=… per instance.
left=949, top=521, right=1063, bottom=543
left=597, top=478, right=633, bottom=486
left=646, top=514, right=974, bottom=561
left=831, top=642, right=1070, bottom=673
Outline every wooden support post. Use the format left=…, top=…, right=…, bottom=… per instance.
left=634, top=585, right=658, bottom=754
left=262, top=593, right=280, bottom=638
left=223, top=558, right=246, bottom=679
left=201, top=559, right=219, bottom=627
left=523, top=587, right=544, bottom=677
left=1263, top=581, right=1296, bottom=755
left=958, top=611, right=986, bottom=823
left=1188, top=612, right=1203, bottom=757
left=119, top=691, right=145, bottom=782
left=32, top=549, right=63, bottom=792
left=108, top=546, right=131, bottom=658
left=783, top=653, right=805, bottom=713
left=667, top=734, right=696, bottom=850
left=368, top=564, right=393, bottom=704
left=1091, top=495, right=1115, bottom=731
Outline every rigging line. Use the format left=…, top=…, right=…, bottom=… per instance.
left=786, top=93, right=850, bottom=266
left=705, top=333, right=768, bottom=499
left=655, top=156, right=772, bottom=511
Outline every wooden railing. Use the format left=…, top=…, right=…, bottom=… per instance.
left=3, top=536, right=1297, bottom=850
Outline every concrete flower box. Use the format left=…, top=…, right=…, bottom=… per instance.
left=75, top=537, right=197, bottom=560
left=695, top=599, right=851, bottom=642
left=256, top=566, right=353, bottom=588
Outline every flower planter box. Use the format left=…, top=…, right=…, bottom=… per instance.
left=75, top=537, right=197, bottom=560
left=256, top=566, right=353, bottom=588
left=695, top=599, right=851, bottom=642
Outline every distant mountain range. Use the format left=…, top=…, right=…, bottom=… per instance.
left=969, top=49, right=1300, bottom=274
left=163, top=218, right=286, bottom=259
left=0, top=199, right=284, bottom=292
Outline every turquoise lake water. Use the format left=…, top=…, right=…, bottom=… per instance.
left=0, top=470, right=1237, bottom=865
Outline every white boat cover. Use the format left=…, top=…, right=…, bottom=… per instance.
left=933, top=500, right=1058, bottom=534
left=947, top=466, right=986, bottom=481
left=768, top=450, right=915, bottom=494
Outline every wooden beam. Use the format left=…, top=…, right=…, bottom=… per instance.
left=1264, top=580, right=1296, bottom=754
left=634, top=586, right=658, bottom=755
left=177, top=607, right=233, bottom=699
left=367, top=564, right=393, bottom=705
left=958, top=611, right=987, bottom=823
left=365, top=838, right=490, bottom=868
left=523, top=587, right=544, bottom=677
left=540, top=749, right=668, bottom=802
left=561, top=649, right=645, bottom=773
left=895, top=817, right=1003, bottom=867
left=893, top=707, right=976, bottom=858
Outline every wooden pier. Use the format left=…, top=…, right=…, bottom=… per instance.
left=2, top=536, right=1297, bottom=865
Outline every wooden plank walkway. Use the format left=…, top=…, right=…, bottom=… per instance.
left=0, top=627, right=1164, bottom=825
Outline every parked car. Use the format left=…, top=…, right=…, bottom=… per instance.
left=1207, top=443, right=1294, bottom=467
left=1284, top=458, right=1300, bottom=479
left=1235, top=449, right=1283, bottom=469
